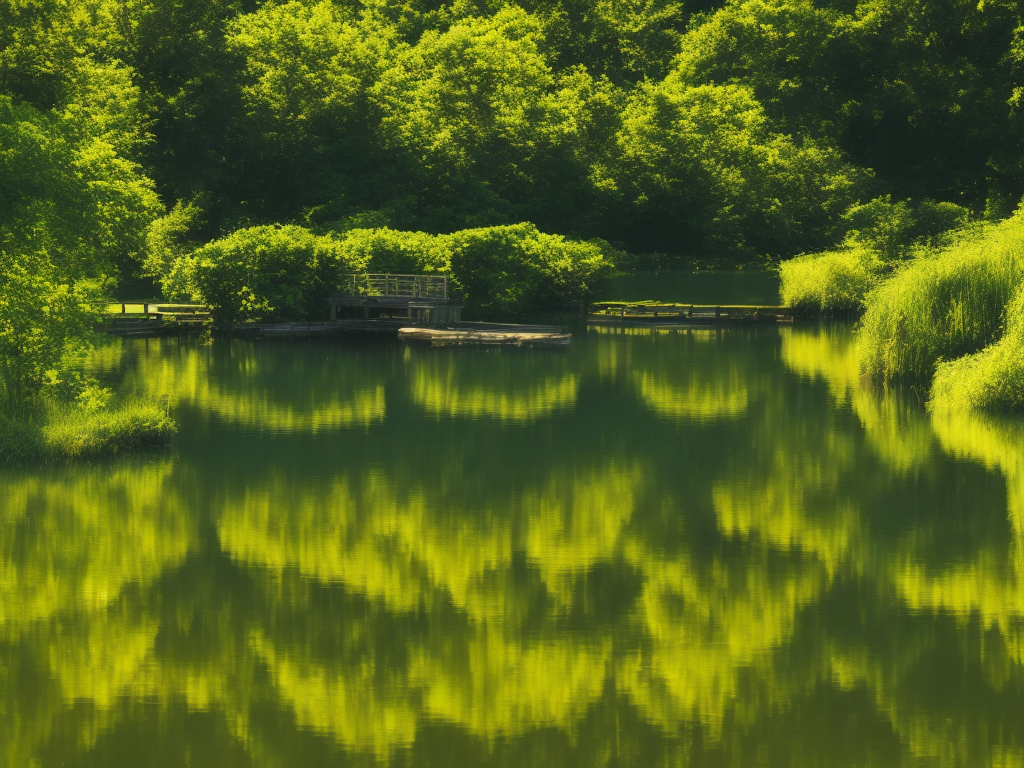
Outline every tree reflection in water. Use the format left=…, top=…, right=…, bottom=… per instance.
left=2, top=328, right=1022, bottom=767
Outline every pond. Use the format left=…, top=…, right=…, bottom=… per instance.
left=3, top=322, right=1023, bottom=767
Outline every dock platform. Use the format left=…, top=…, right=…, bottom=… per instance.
left=329, top=274, right=462, bottom=325
left=104, top=302, right=211, bottom=336
left=588, top=302, right=792, bottom=326
left=399, top=324, right=571, bottom=347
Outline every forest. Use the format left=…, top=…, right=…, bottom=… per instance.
left=4, top=0, right=1024, bottom=454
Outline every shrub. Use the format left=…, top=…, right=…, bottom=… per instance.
left=930, top=288, right=1024, bottom=413
left=780, top=245, right=883, bottom=316
left=165, top=225, right=360, bottom=327
left=840, top=196, right=970, bottom=261
left=857, top=215, right=1024, bottom=381
left=169, top=223, right=617, bottom=324
left=41, top=400, right=177, bottom=459
left=336, top=227, right=447, bottom=274
left=444, top=224, right=616, bottom=318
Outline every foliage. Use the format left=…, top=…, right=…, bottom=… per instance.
left=143, top=200, right=204, bottom=280
left=673, top=0, right=1024, bottom=203
left=163, top=221, right=617, bottom=324
left=0, top=87, right=159, bottom=415
left=841, top=196, right=971, bottom=261
left=6, top=0, right=1021, bottom=263
left=857, top=213, right=1024, bottom=382
left=335, top=227, right=448, bottom=274
left=604, top=80, right=863, bottom=256
left=780, top=245, right=883, bottom=316
left=164, top=225, right=360, bottom=327
left=7, top=0, right=1024, bottom=435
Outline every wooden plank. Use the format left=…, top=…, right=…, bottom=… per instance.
left=399, top=327, right=571, bottom=347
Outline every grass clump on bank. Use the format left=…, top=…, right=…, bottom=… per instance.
left=780, top=244, right=883, bottom=315
left=931, top=289, right=1024, bottom=413
left=857, top=215, right=1024, bottom=382
left=42, top=400, right=177, bottom=459
left=0, top=399, right=176, bottom=463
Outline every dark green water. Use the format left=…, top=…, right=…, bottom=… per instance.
left=3, top=324, right=1023, bottom=767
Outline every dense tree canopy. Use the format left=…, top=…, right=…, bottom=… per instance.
left=7, top=0, right=1024, bottom=263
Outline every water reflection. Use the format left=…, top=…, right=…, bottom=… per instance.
left=3, top=326, right=1024, bottom=766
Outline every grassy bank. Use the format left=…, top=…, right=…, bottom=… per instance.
left=780, top=209, right=1024, bottom=414
left=857, top=216, right=1024, bottom=383
left=0, top=400, right=176, bottom=463
left=930, top=289, right=1024, bottom=412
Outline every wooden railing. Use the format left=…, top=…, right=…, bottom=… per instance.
left=106, top=302, right=210, bottom=318
left=346, top=274, right=449, bottom=300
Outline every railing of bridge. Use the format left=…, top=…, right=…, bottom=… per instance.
left=347, top=274, right=450, bottom=300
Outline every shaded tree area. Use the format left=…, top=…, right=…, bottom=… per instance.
left=7, top=0, right=1024, bottom=266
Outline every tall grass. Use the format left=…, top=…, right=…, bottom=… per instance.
left=0, top=399, right=176, bottom=463
left=931, top=288, right=1024, bottom=413
left=42, top=399, right=176, bottom=459
left=857, top=216, right=1024, bottom=382
left=0, top=415, right=45, bottom=463
left=779, top=245, right=883, bottom=316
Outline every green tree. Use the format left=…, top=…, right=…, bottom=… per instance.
left=604, top=80, right=861, bottom=257
left=0, top=95, right=160, bottom=411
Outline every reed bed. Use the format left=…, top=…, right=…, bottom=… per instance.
left=779, top=245, right=883, bottom=316
left=857, top=216, right=1024, bottom=383
left=931, top=288, right=1024, bottom=413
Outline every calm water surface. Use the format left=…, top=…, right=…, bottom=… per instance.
left=3, top=323, right=1023, bottom=767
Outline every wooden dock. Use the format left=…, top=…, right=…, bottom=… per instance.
left=588, top=302, right=793, bottom=326
left=399, top=325, right=571, bottom=348
left=329, top=273, right=462, bottom=325
left=104, top=302, right=211, bottom=336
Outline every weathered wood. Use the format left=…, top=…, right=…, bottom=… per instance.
left=399, top=327, right=571, bottom=347
left=588, top=301, right=793, bottom=326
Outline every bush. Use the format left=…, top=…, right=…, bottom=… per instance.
left=444, top=224, right=616, bottom=318
left=930, top=288, right=1024, bottom=413
left=168, top=222, right=617, bottom=325
left=780, top=245, right=883, bottom=316
left=165, top=225, right=360, bottom=327
left=841, top=196, right=970, bottom=261
left=41, top=400, right=177, bottom=460
left=857, top=215, right=1024, bottom=381
left=336, top=227, right=447, bottom=274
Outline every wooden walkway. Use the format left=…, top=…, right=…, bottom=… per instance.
left=399, top=326, right=571, bottom=348
left=104, top=302, right=211, bottom=335
left=588, top=302, right=793, bottom=326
